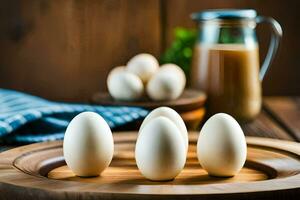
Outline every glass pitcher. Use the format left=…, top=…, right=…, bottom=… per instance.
left=191, top=9, right=282, bottom=122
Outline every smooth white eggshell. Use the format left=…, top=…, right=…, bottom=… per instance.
left=197, top=113, right=247, bottom=177
left=63, top=112, right=114, bottom=177
left=146, top=64, right=186, bottom=101
left=107, top=69, right=144, bottom=101
left=127, top=53, right=159, bottom=83
left=160, top=64, right=186, bottom=87
left=140, top=107, right=188, bottom=150
left=135, top=116, right=186, bottom=181
left=107, top=66, right=126, bottom=81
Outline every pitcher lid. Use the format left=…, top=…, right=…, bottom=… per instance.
left=191, top=9, right=257, bottom=21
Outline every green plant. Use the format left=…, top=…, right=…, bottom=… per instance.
left=160, top=27, right=197, bottom=79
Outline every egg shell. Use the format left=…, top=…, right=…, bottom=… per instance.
left=135, top=116, right=186, bottom=181
left=107, top=69, right=144, bottom=101
left=139, top=107, right=188, bottom=150
left=146, top=64, right=186, bottom=101
left=160, top=64, right=186, bottom=87
left=197, top=113, right=247, bottom=177
left=127, top=53, right=159, bottom=83
left=107, top=66, right=126, bottom=81
left=63, top=112, right=114, bottom=177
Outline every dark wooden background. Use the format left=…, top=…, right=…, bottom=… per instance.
left=0, top=0, right=299, bottom=102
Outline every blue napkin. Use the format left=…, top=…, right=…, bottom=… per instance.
left=0, top=89, right=148, bottom=144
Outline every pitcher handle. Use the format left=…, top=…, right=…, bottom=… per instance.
left=256, top=16, right=282, bottom=81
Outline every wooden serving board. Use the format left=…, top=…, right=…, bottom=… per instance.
left=91, top=89, right=207, bottom=112
left=0, top=132, right=300, bottom=200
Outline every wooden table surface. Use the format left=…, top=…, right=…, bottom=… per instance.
left=243, top=97, right=300, bottom=142
left=0, top=96, right=299, bottom=199
left=0, top=96, right=299, bottom=152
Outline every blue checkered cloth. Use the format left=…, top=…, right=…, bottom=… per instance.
left=0, top=89, right=148, bottom=144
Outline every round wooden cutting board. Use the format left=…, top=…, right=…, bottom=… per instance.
left=0, top=132, right=300, bottom=200
left=91, top=89, right=207, bottom=112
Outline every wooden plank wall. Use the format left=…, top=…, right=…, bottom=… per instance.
left=0, top=0, right=299, bottom=102
left=0, top=0, right=161, bottom=101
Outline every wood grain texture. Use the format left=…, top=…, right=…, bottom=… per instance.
left=162, top=0, right=300, bottom=96
left=0, top=0, right=161, bottom=102
left=242, top=110, right=294, bottom=141
left=0, top=1, right=299, bottom=102
left=0, top=132, right=300, bottom=199
left=264, top=97, right=300, bottom=141
left=91, top=89, right=207, bottom=112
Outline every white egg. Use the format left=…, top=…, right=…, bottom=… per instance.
left=63, top=112, right=114, bottom=177
left=146, top=64, right=186, bottom=101
left=160, top=64, right=186, bottom=86
left=127, top=53, right=159, bottom=83
left=140, top=107, right=188, bottom=150
left=107, top=69, right=144, bottom=101
left=107, top=66, right=126, bottom=81
left=135, top=116, right=186, bottom=181
left=197, top=113, right=247, bottom=177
